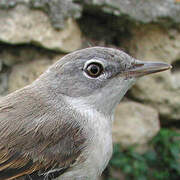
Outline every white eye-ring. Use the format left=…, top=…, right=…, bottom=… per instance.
left=84, top=60, right=104, bottom=78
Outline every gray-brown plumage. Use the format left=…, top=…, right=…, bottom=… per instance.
left=0, top=87, right=86, bottom=180
left=0, top=47, right=171, bottom=180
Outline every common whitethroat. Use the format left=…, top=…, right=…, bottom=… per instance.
left=0, top=47, right=171, bottom=180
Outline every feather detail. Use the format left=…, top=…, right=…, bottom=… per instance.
left=0, top=87, right=87, bottom=179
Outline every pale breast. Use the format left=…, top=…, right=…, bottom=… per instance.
left=64, top=96, right=113, bottom=178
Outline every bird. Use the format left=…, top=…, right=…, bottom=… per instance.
left=0, top=47, right=171, bottom=180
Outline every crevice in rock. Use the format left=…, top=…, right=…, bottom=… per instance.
left=171, top=59, right=180, bottom=74
left=159, top=111, right=180, bottom=128
left=0, top=42, right=63, bottom=66
left=0, top=65, right=10, bottom=96
left=0, top=41, right=66, bottom=55
left=77, top=7, right=134, bottom=48
left=160, top=117, right=180, bottom=129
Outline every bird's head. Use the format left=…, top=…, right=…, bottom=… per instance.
left=38, top=47, right=171, bottom=116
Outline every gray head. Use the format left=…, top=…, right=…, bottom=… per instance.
left=36, top=47, right=171, bottom=116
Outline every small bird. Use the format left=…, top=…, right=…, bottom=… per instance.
left=0, top=47, right=171, bottom=180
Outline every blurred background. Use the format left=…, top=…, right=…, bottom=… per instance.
left=0, top=0, right=179, bottom=179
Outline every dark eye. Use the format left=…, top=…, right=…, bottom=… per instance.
left=85, top=63, right=103, bottom=78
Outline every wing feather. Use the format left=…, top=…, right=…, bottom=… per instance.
left=0, top=87, right=87, bottom=180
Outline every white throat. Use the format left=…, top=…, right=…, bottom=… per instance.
left=64, top=96, right=113, bottom=177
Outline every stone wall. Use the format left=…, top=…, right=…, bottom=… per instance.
left=0, top=0, right=180, bottom=179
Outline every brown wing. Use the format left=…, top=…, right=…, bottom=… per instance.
left=0, top=88, right=87, bottom=180
left=0, top=148, right=42, bottom=180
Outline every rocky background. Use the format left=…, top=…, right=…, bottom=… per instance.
left=0, top=0, right=180, bottom=179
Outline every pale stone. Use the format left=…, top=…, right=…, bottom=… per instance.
left=0, top=5, right=82, bottom=52
left=113, top=101, right=160, bottom=147
left=8, top=56, right=63, bottom=92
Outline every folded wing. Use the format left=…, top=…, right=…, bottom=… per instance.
left=0, top=87, right=87, bottom=180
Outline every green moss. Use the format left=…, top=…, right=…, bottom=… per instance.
left=106, top=129, right=180, bottom=180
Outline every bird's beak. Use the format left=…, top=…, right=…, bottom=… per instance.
left=125, top=60, right=172, bottom=78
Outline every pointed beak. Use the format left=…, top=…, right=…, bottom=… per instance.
left=125, top=60, right=172, bottom=78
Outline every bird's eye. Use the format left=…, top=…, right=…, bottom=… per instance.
left=85, top=63, right=103, bottom=78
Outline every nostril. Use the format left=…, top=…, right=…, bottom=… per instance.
left=133, top=63, right=144, bottom=68
left=130, top=61, right=144, bottom=69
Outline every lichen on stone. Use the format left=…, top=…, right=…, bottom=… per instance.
left=30, top=0, right=82, bottom=29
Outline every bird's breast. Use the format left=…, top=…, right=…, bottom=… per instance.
left=85, top=110, right=113, bottom=174
left=64, top=97, right=113, bottom=178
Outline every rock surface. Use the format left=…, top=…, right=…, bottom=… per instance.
left=125, top=24, right=180, bottom=120
left=0, top=0, right=82, bottom=29
left=0, top=44, right=60, bottom=66
left=8, top=55, right=62, bottom=92
left=31, top=0, right=82, bottom=29
left=2, top=0, right=180, bottom=26
left=113, top=101, right=160, bottom=147
left=79, top=0, right=180, bottom=24
left=0, top=4, right=82, bottom=52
